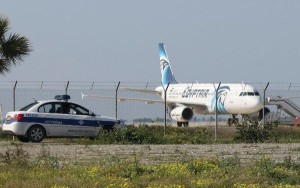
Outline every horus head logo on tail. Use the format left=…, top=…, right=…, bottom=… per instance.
left=159, top=43, right=177, bottom=86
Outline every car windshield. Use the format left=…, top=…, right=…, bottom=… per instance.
left=19, top=101, right=39, bottom=111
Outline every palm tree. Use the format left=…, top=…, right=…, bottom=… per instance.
left=0, top=16, right=31, bottom=75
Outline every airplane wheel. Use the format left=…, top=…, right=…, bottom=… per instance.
left=177, top=122, right=183, bottom=127
left=233, top=118, right=239, bottom=126
left=183, top=122, right=189, bottom=127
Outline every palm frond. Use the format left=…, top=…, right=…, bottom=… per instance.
left=1, top=33, right=31, bottom=65
left=0, top=16, right=32, bottom=75
left=0, top=59, right=11, bottom=75
left=0, top=17, right=9, bottom=41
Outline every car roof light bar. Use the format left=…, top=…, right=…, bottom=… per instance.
left=54, top=95, right=71, bottom=101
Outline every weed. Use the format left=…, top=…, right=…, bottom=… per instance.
left=0, top=152, right=300, bottom=187
left=35, top=145, right=61, bottom=169
left=0, top=143, right=29, bottom=167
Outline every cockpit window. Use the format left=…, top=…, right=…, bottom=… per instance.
left=239, top=92, right=260, bottom=96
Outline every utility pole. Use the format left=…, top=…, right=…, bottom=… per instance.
left=214, top=82, right=221, bottom=142
left=164, top=82, right=170, bottom=136
left=115, top=81, right=120, bottom=120
left=263, top=82, right=269, bottom=127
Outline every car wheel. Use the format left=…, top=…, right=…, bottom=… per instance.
left=103, top=125, right=114, bottom=131
left=27, top=125, right=46, bottom=143
left=17, top=136, right=30, bottom=142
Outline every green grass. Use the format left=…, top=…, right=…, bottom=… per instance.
left=1, top=124, right=300, bottom=187
left=0, top=144, right=300, bottom=187
left=1, top=123, right=300, bottom=144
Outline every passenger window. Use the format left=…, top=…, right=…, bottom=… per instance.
left=38, top=103, right=55, bottom=113
left=38, top=103, right=64, bottom=114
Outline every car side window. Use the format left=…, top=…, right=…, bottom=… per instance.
left=38, top=102, right=91, bottom=115
left=69, top=103, right=90, bottom=115
left=38, top=103, right=62, bottom=113
left=38, top=103, right=54, bottom=113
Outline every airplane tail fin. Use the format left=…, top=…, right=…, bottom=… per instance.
left=159, top=43, right=177, bottom=86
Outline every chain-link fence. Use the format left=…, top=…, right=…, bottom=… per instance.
left=0, top=81, right=300, bottom=126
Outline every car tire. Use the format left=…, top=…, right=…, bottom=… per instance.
left=17, top=136, right=30, bottom=142
left=27, top=125, right=46, bottom=143
left=103, top=125, right=114, bottom=131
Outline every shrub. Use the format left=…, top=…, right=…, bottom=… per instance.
left=94, top=125, right=212, bottom=144
left=234, top=121, right=279, bottom=143
left=253, top=157, right=300, bottom=185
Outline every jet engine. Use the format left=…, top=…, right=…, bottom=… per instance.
left=247, top=107, right=270, bottom=121
left=170, top=106, right=194, bottom=122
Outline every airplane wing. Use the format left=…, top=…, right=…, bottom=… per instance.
left=81, top=93, right=163, bottom=104
left=176, top=102, right=209, bottom=113
left=119, top=87, right=208, bottom=112
left=119, top=87, right=161, bottom=94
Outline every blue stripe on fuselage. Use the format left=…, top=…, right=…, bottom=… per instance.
left=5, top=116, right=115, bottom=127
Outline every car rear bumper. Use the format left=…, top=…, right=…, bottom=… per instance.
left=2, top=123, right=29, bottom=136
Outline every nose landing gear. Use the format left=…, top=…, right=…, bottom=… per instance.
left=228, top=115, right=239, bottom=126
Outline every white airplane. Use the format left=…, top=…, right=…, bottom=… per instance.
left=82, top=43, right=270, bottom=126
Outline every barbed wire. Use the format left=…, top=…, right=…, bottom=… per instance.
left=0, top=81, right=300, bottom=125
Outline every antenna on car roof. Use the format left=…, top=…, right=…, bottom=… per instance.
left=54, top=95, right=71, bottom=102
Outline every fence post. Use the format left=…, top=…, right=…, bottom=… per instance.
left=90, top=81, right=94, bottom=90
left=263, top=82, right=270, bottom=127
left=214, top=82, right=221, bottom=142
left=115, top=81, right=120, bottom=120
left=13, top=81, right=18, bottom=142
left=65, top=81, right=69, bottom=95
left=13, top=81, right=18, bottom=111
left=288, top=83, right=291, bottom=91
left=163, top=82, right=170, bottom=136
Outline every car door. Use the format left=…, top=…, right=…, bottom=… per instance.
left=37, top=102, right=67, bottom=136
left=66, top=103, right=98, bottom=137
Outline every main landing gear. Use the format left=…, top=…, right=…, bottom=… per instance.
left=227, top=115, right=239, bottom=126
left=177, top=122, right=189, bottom=127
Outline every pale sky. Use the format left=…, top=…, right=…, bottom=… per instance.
left=1, top=0, right=300, bottom=84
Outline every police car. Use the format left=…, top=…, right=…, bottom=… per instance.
left=2, top=95, right=123, bottom=142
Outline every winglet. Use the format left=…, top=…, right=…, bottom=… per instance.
left=81, top=92, right=87, bottom=99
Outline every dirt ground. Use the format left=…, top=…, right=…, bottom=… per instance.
left=0, top=141, right=300, bottom=165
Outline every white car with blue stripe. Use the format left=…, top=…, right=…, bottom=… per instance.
left=2, top=95, right=123, bottom=142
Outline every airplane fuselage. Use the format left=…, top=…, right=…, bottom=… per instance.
left=156, top=83, right=263, bottom=116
